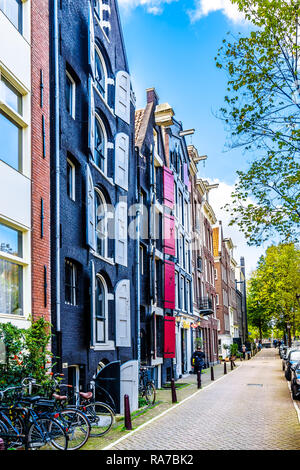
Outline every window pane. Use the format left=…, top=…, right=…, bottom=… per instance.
left=0, top=0, right=22, bottom=33
left=0, top=259, right=23, bottom=315
left=0, top=223, right=22, bottom=257
left=0, top=111, right=22, bottom=171
left=67, top=160, right=75, bottom=200
left=95, top=119, right=105, bottom=171
left=1, top=76, right=22, bottom=114
left=95, top=53, right=105, bottom=97
left=65, top=75, right=73, bottom=115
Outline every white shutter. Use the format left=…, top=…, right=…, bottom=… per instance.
left=115, top=280, right=131, bottom=347
left=86, top=164, right=96, bottom=250
left=88, top=76, right=95, bottom=159
left=115, top=201, right=128, bottom=267
left=88, top=1, right=95, bottom=78
left=115, top=133, right=129, bottom=190
left=115, top=71, right=130, bottom=124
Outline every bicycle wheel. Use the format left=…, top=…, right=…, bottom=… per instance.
left=83, top=402, right=114, bottom=437
left=0, top=419, right=9, bottom=450
left=54, top=409, right=90, bottom=450
left=28, top=417, right=68, bottom=450
left=144, top=382, right=156, bottom=405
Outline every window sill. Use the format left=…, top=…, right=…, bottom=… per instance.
left=91, top=341, right=115, bottom=351
left=90, top=160, right=115, bottom=187
left=93, top=83, right=115, bottom=118
left=91, top=251, right=115, bottom=266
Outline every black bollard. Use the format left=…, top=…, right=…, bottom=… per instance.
left=210, top=366, right=214, bottom=381
left=171, top=378, right=177, bottom=403
left=124, top=394, right=132, bottom=430
left=248, top=353, right=250, bottom=360
left=224, top=361, right=227, bottom=375
left=230, top=360, right=234, bottom=370
left=197, top=370, right=202, bottom=389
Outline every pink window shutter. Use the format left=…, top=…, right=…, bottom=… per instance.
left=163, top=214, right=175, bottom=256
left=164, top=260, right=175, bottom=310
left=163, top=167, right=174, bottom=209
left=164, top=316, right=176, bottom=359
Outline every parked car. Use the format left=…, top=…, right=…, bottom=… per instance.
left=282, top=347, right=292, bottom=370
left=284, top=349, right=300, bottom=381
left=291, top=362, right=300, bottom=400
left=279, top=344, right=287, bottom=359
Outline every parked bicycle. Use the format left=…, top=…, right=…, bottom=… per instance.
left=0, top=385, right=68, bottom=450
left=51, top=374, right=115, bottom=437
left=139, top=366, right=156, bottom=406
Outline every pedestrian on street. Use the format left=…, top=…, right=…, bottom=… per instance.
left=242, top=344, right=246, bottom=360
left=191, top=346, right=205, bottom=375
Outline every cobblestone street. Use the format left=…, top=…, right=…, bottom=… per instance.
left=108, top=349, right=300, bottom=450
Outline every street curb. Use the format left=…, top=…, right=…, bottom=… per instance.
left=102, top=363, right=242, bottom=450
left=287, top=382, right=300, bottom=424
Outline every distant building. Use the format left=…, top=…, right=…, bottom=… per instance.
left=0, top=0, right=51, bottom=329
left=189, top=148, right=219, bottom=366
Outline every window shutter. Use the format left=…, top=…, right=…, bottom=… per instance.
left=115, top=201, right=128, bottom=267
left=115, top=133, right=129, bottom=190
left=115, top=71, right=130, bottom=124
left=163, top=214, right=175, bottom=256
left=115, top=280, right=131, bottom=347
left=86, top=164, right=96, bottom=250
left=90, top=260, right=96, bottom=347
left=164, top=260, right=175, bottom=310
left=88, top=76, right=95, bottom=159
left=183, top=163, right=189, bottom=187
left=164, top=316, right=176, bottom=359
left=163, top=166, right=174, bottom=209
left=88, top=0, right=95, bottom=78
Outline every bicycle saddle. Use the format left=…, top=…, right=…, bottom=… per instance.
left=79, top=392, right=93, bottom=400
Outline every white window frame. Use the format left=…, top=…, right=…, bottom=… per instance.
left=65, top=259, right=78, bottom=306
left=66, top=158, right=76, bottom=201
left=66, top=70, right=76, bottom=120
left=94, top=46, right=108, bottom=101
left=0, top=220, right=27, bottom=318
left=94, top=114, right=108, bottom=175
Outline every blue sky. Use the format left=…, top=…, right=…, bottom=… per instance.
left=118, top=0, right=266, bottom=275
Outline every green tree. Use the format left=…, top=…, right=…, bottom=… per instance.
left=216, top=0, right=300, bottom=245
left=247, top=243, right=300, bottom=345
left=247, top=271, right=273, bottom=340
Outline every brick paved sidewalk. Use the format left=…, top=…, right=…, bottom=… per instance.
left=106, top=349, right=300, bottom=450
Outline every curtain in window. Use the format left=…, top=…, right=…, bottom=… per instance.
left=0, top=259, right=23, bottom=315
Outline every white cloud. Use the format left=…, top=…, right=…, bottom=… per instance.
left=188, top=0, right=245, bottom=24
left=118, top=0, right=178, bottom=15
left=207, top=178, right=265, bottom=278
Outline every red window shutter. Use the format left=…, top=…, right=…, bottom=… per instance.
left=163, top=166, right=174, bottom=209
left=164, top=316, right=176, bottom=359
left=164, top=260, right=175, bottom=309
left=163, top=214, right=175, bottom=256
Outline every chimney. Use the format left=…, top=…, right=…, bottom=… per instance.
left=146, top=87, right=159, bottom=106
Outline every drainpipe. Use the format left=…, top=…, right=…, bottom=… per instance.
left=53, top=0, right=61, bottom=368
left=135, top=146, right=141, bottom=366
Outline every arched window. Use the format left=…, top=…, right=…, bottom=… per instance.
left=95, top=275, right=107, bottom=343
left=94, top=115, right=107, bottom=173
left=95, top=189, right=108, bottom=258
left=95, top=49, right=106, bottom=98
